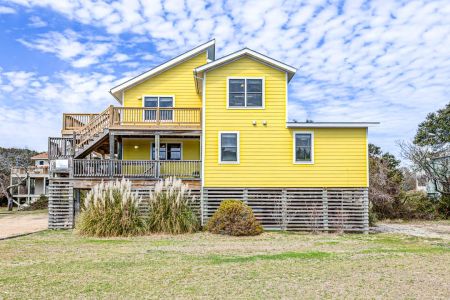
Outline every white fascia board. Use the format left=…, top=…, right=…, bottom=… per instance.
left=286, top=122, right=380, bottom=128
left=110, top=40, right=215, bottom=97
left=195, top=48, right=297, bottom=79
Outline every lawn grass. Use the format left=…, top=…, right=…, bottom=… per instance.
left=0, top=231, right=449, bottom=299
left=0, top=206, right=48, bottom=218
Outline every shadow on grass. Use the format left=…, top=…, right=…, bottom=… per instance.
left=207, top=251, right=332, bottom=264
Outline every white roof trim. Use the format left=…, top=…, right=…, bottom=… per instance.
left=110, top=40, right=215, bottom=100
left=194, top=48, right=297, bottom=80
left=286, top=122, right=379, bottom=128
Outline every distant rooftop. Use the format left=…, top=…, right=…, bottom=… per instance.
left=31, top=152, right=48, bottom=160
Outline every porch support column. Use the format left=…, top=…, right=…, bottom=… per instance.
left=155, top=134, right=160, bottom=179
left=109, top=133, right=115, bottom=177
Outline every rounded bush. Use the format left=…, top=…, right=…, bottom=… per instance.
left=206, top=200, right=263, bottom=236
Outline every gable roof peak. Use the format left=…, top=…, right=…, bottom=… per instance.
left=110, top=39, right=215, bottom=103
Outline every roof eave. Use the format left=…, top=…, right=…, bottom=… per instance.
left=110, top=39, right=216, bottom=98
left=286, top=122, right=380, bottom=128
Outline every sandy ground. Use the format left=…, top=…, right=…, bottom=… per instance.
left=0, top=212, right=48, bottom=239
left=374, top=221, right=450, bottom=240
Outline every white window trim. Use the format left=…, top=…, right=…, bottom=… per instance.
left=226, top=77, right=265, bottom=109
left=151, top=141, right=183, bottom=161
left=218, top=131, right=240, bottom=164
left=142, top=95, right=176, bottom=122
left=293, top=131, right=314, bottom=164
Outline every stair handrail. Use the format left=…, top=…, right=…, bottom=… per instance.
left=75, top=105, right=113, bottom=150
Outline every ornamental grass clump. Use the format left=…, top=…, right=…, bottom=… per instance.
left=206, top=200, right=263, bottom=236
left=147, top=177, right=199, bottom=234
left=77, top=179, right=145, bottom=237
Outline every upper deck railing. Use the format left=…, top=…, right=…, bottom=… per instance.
left=62, top=113, right=98, bottom=132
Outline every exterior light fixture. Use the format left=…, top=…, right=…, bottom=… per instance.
left=262, top=120, right=267, bottom=125
left=252, top=120, right=257, bottom=125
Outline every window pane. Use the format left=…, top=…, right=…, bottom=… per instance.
left=247, top=79, right=262, bottom=93
left=221, top=147, right=237, bottom=161
left=159, top=110, right=173, bottom=120
left=221, top=133, right=237, bottom=147
left=247, top=93, right=262, bottom=107
left=144, top=97, right=158, bottom=107
left=221, top=133, right=238, bottom=162
left=296, top=147, right=311, bottom=161
left=151, top=143, right=167, bottom=160
left=296, top=134, right=311, bottom=147
left=167, top=144, right=181, bottom=160
left=229, top=93, right=245, bottom=107
left=144, top=110, right=156, bottom=120
left=229, top=79, right=245, bottom=93
left=159, top=97, right=173, bottom=107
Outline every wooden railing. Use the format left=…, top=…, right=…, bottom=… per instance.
left=63, top=113, right=98, bottom=131
left=73, top=159, right=201, bottom=179
left=111, top=107, right=201, bottom=128
left=11, top=166, right=49, bottom=176
left=48, top=137, right=74, bottom=159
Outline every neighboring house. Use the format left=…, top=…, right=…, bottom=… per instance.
left=10, top=152, right=49, bottom=205
left=48, top=40, right=377, bottom=232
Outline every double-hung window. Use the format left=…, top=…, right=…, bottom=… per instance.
left=228, top=78, right=264, bottom=108
left=143, top=96, right=174, bottom=121
left=294, top=132, right=314, bottom=163
left=219, top=132, right=239, bottom=163
left=151, top=143, right=181, bottom=160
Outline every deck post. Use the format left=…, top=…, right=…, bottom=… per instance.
left=323, top=188, right=329, bottom=232
left=155, top=134, right=160, bottom=178
left=109, top=133, right=115, bottom=177
left=281, top=188, right=287, bottom=230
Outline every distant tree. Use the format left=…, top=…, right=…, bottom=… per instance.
left=414, top=102, right=450, bottom=148
left=368, top=144, right=404, bottom=219
left=400, top=142, right=449, bottom=196
left=0, top=147, right=37, bottom=210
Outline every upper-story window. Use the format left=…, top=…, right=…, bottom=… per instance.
left=143, top=96, right=174, bottom=121
left=228, top=78, right=264, bottom=108
left=294, top=132, right=314, bottom=164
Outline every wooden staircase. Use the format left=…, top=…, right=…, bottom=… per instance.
left=73, top=106, right=113, bottom=158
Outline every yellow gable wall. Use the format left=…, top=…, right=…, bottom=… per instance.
left=203, top=57, right=368, bottom=187
left=123, top=52, right=206, bottom=108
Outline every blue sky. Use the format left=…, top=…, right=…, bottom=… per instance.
left=0, top=0, right=449, bottom=158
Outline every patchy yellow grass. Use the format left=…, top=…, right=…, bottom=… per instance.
left=0, top=231, right=449, bottom=299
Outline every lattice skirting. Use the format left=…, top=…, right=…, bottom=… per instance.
left=48, top=180, right=74, bottom=229
left=202, top=187, right=369, bottom=233
left=50, top=186, right=368, bottom=233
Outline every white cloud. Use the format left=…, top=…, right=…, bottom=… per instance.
left=18, top=30, right=113, bottom=68
left=0, top=6, right=15, bottom=14
left=28, top=15, right=47, bottom=27
left=2, top=0, right=450, bottom=156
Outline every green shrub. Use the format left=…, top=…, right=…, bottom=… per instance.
left=147, top=177, right=199, bottom=234
left=437, top=194, right=450, bottom=218
left=22, top=194, right=48, bottom=211
left=206, top=200, right=263, bottom=236
left=77, top=179, right=145, bottom=237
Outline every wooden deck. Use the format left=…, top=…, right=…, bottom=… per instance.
left=62, top=106, right=201, bottom=134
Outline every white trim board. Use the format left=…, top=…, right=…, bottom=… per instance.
left=226, top=77, right=265, bottom=109
left=110, top=40, right=215, bottom=103
left=218, top=131, right=240, bottom=164
left=293, top=131, right=314, bottom=165
left=287, top=122, right=379, bottom=128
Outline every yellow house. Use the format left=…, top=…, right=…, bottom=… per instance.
left=49, top=40, right=377, bottom=232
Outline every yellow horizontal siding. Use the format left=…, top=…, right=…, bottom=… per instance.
left=123, top=52, right=206, bottom=108
left=204, top=57, right=368, bottom=187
